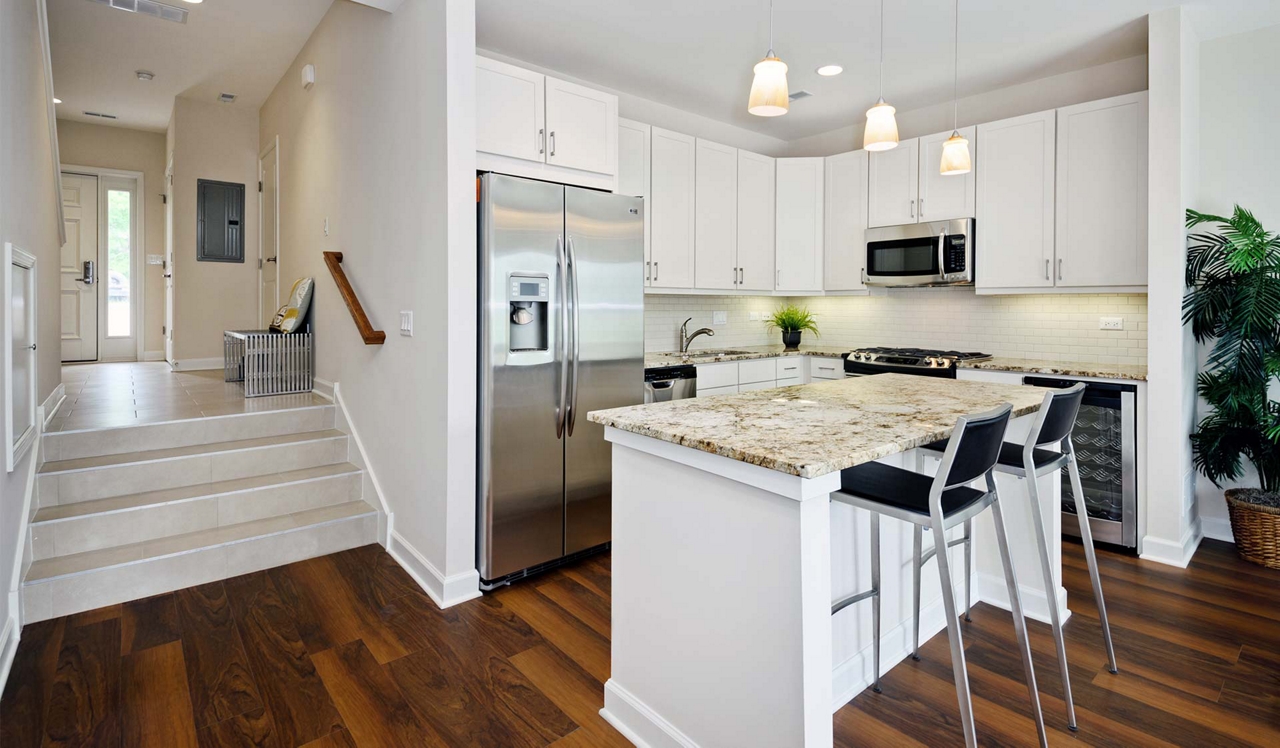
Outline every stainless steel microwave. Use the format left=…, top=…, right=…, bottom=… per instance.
left=862, top=218, right=975, bottom=287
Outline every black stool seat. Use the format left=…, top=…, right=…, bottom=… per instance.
left=840, top=462, right=986, bottom=517
left=921, top=439, right=1061, bottom=471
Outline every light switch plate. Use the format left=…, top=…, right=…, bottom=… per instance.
left=1099, top=317, right=1124, bottom=331
left=146, top=254, right=164, bottom=266
left=400, top=311, right=413, bottom=336
left=749, top=311, right=760, bottom=322
left=712, top=311, right=727, bottom=325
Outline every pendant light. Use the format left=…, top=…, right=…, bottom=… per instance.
left=863, top=0, right=898, bottom=151
left=748, top=0, right=789, bottom=117
left=939, top=0, right=972, bottom=175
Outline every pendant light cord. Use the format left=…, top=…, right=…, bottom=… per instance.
left=952, top=0, right=959, bottom=130
left=878, top=0, right=885, bottom=99
left=768, top=0, right=775, bottom=56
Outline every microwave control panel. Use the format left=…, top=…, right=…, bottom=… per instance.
left=942, top=234, right=968, bottom=274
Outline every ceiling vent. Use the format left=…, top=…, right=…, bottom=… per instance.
left=83, top=111, right=118, bottom=120
left=788, top=90, right=814, bottom=102
left=87, top=0, right=188, bottom=24
left=218, top=93, right=237, bottom=104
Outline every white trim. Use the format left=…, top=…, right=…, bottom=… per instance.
left=331, top=382, right=388, bottom=518
left=0, top=614, right=17, bottom=695
left=311, top=377, right=334, bottom=401
left=976, top=285, right=1147, bottom=295
left=1201, top=515, right=1233, bottom=543
left=142, top=350, right=165, bottom=362
left=386, top=530, right=482, bottom=608
left=37, top=0, right=65, bottom=246
left=41, top=384, right=65, bottom=426
left=2, top=404, right=42, bottom=694
left=1140, top=519, right=1203, bottom=568
left=974, top=571, right=1071, bottom=626
left=258, top=137, right=280, bottom=327
left=170, top=357, right=223, bottom=371
left=4, top=244, right=38, bottom=472
left=601, top=679, right=701, bottom=748
left=350, top=0, right=404, bottom=11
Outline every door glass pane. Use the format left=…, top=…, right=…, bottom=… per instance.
left=11, top=264, right=32, bottom=444
left=107, top=189, right=131, bottom=337
left=1062, top=402, right=1124, bottom=522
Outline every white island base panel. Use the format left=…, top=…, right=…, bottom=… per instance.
left=599, top=423, right=1065, bottom=748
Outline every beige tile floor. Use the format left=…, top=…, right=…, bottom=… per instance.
left=51, top=362, right=328, bottom=432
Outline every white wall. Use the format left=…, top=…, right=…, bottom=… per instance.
left=1, top=0, right=63, bottom=681
left=258, top=0, right=479, bottom=605
left=1192, top=22, right=1280, bottom=542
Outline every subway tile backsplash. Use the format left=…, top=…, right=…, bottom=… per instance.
left=645, top=289, right=1147, bottom=365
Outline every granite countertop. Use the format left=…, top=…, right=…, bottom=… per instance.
left=957, top=357, right=1148, bottom=382
left=644, top=344, right=848, bottom=369
left=588, top=373, right=1049, bottom=479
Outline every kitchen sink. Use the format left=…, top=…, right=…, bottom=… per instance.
left=679, top=349, right=755, bottom=358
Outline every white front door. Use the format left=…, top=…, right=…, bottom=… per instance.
left=259, top=139, right=279, bottom=326
left=60, top=173, right=98, bottom=362
left=164, top=155, right=175, bottom=363
left=99, top=175, right=140, bottom=361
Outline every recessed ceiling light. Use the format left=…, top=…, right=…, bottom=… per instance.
left=53, top=97, right=62, bottom=104
left=816, top=65, right=843, bottom=76
left=136, top=70, right=155, bottom=81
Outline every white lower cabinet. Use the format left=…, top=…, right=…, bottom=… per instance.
left=697, top=384, right=739, bottom=398
left=693, top=356, right=832, bottom=396
left=775, top=359, right=803, bottom=382
left=809, top=357, right=843, bottom=380
left=695, top=362, right=738, bottom=390
left=737, top=380, right=777, bottom=393
left=737, top=358, right=777, bottom=385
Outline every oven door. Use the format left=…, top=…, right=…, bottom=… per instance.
left=863, top=218, right=974, bottom=287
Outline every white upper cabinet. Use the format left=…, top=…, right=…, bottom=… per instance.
left=1055, top=92, right=1149, bottom=288
left=918, top=127, right=977, bottom=222
left=695, top=139, right=739, bottom=291
left=476, top=57, right=545, bottom=163
left=775, top=158, right=824, bottom=293
left=545, top=77, right=618, bottom=176
left=736, top=150, right=776, bottom=292
left=976, top=110, right=1056, bottom=290
left=616, top=119, right=652, bottom=283
left=823, top=149, right=868, bottom=292
left=650, top=127, right=696, bottom=289
left=867, top=137, right=919, bottom=227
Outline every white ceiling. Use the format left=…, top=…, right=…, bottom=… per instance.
left=478, top=0, right=1280, bottom=142
left=48, top=0, right=333, bottom=132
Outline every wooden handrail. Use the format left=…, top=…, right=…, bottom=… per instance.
left=323, top=251, right=386, bottom=345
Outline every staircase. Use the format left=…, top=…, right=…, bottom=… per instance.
left=21, top=402, right=379, bottom=622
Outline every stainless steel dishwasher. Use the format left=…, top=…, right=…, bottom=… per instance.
left=644, top=365, right=697, bottom=403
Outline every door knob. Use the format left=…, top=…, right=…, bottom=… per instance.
left=266, top=257, right=277, bottom=263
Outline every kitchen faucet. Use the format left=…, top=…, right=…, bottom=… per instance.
left=680, top=317, right=715, bottom=353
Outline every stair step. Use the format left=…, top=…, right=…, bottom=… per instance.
left=38, top=429, right=348, bottom=505
left=30, top=463, right=364, bottom=559
left=22, top=501, right=378, bottom=622
left=43, top=403, right=336, bottom=461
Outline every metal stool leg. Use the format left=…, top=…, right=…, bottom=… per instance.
left=1067, top=442, right=1119, bottom=674
left=1025, top=466, right=1077, bottom=729
left=991, top=486, right=1049, bottom=748
left=911, top=524, right=922, bottom=661
left=963, top=519, right=973, bottom=622
left=870, top=511, right=882, bottom=693
left=930, top=513, right=978, bottom=748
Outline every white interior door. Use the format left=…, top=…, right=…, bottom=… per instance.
left=60, top=173, right=98, bottom=362
left=99, top=175, right=139, bottom=361
left=164, top=155, right=175, bottom=363
left=260, top=139, right=280, bottom=325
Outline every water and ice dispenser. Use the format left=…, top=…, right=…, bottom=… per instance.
left=507, top=273, right=549, bottom=352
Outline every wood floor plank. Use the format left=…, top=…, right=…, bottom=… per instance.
left=120, top=593, right=182, bottom=655
left=0, top=618, right=65, bottom=748
left=310, top=639, right=450, bottom=748
left=298, top=727, right=357, bottom=748
left=174, top=581, right=265, bottom=729
left=453, top=592, right=546, bottom=659
left=194, top=705, right=278, bottom=748
left=499, top=583, right=612, bottom=683
left=508, top=644, right=632, bottom=748
left=1090, top=667, right=1272, bottom=746
left=535, top=576, right=610, bottom=639
left=121, top=640, right=199, bottom=748
left=836, top=701, right=929, bottom=748
left=66, top=604, right=122, bottom=630
left=223, top=571, right=346, bottom=747
left=42, top=617, right=121, bottom=748
left=329, top=544, right=420, bottom=612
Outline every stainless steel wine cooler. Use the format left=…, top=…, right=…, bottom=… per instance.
left=1025, top=376, right=1138, bottom=548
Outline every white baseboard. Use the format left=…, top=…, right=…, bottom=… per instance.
left=312, top=377, right=334, bottom=401
left=974, top=572, right=1070, bottom=627
left=0, top=614, right=18, bottom=696
left=601, top=679, right=701, bottom=748
left=142, top=350, right=165, bottom=362
left=170, top=357, right=223, bottom=371
left=1140, top=520, right=1203, bottom=568
left=386, top=529, right=482, bottom=608
left=830, top=594, right=950, bottom=711
left=41, top=384, right=65, bottom=425
left=1200, top=516, right=1233, bottom=543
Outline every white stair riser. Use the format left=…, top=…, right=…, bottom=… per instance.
left=21, top=514, right=377, bottom=622
left=38, top=436, right=348, bottom=505
left=30, top=473, right=362, bottom=559
left=44, top=405, right=336, bottom=461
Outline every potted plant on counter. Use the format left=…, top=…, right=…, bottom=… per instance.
left=767, top=305, right=819, bottom=352
left=1184, top=206, right=1280, bottom=568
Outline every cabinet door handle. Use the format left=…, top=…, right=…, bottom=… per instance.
left=654, top=261, right=659, bottom=282
left=909, top=199, right=915, bottom=218
left=539, top=128, right=545, bottom=154
left=645, top=261, right=651, bottom=282
left=549, top=131, right=556, bottom=157
left=1045, top=259, right=1050, bottom=281
left=1057, top=258, right=1063, bottom=281
left=919, top=198, right=925, bottom=218
left=738, top=267, right=744, bottom=285
left=776, top=269, right=781, bottom=288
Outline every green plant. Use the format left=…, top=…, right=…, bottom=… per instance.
left=1183, top=206, right=1280, bottom=492
left=766, top=305, right=819, bottom=336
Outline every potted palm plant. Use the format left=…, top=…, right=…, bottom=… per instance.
left=767, top=305, right=819, bottom=352
left=1184, top=206, right=1280, bottom=568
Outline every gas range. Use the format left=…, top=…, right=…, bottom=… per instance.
left=843, top=347, right=992, bottom=378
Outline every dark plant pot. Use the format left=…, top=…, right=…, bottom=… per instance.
left=782, top=330, right=802, bottom=352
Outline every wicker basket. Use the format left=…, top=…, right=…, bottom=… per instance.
left=1224, top=488, right=1280, bottom=569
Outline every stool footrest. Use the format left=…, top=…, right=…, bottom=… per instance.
left=831, top=587, right=878, bottom=616
left=920, top=534, right=971, bottom=566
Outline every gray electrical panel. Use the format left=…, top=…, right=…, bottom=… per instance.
left=196, top=179, right=245, bottom=263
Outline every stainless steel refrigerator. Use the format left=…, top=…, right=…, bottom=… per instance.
left=478, top=173, right=644, bottom=587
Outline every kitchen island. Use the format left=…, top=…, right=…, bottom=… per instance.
left=587, top=373, right=1064, bottom=748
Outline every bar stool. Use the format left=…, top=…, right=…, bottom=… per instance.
left=830, top=404, right=1048, bottom=748
left=918, top=383, right=1118, bottom=732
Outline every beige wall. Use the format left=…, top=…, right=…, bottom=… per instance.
left=170, top=97, right=260, bottom=364
left=259, top=0, right=477, bottom=597
left=1, top=0, right=63, bottom=655
left=56, top=120, right=167, bottom=357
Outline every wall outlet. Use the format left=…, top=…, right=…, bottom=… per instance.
left=399, top=311, right=413, bottom=336
left=1099, top=316, right=1124, bottom=331
left=712, top=311, right=727, bottom=325
left=749, top=311, right=760, bottom=322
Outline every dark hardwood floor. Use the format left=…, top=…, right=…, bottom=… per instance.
left=3, top=539, right=1277, bottom=747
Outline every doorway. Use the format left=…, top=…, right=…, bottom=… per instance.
left=59, top=172, right=98, bottom=362
left=259, top=137, right=280, bottom=326
left=164, top=154, right=175, bottom=364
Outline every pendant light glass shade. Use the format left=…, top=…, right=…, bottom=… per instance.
left=940, top=131, right=971, bottom=174
left=863, top=99, right=899, bottom=151
left=748, top=56, right=789, bottom=117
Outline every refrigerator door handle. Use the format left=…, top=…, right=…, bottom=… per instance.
left=566, top=235, right=582, bottom=436
left=555, top=235, right=569, bottom=438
